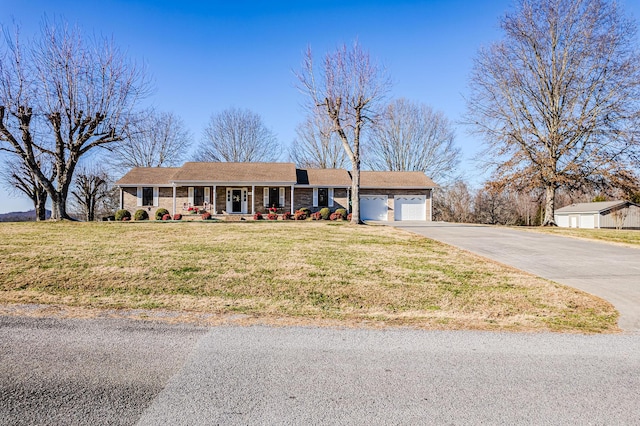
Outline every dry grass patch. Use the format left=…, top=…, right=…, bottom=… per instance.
left=0, top=221, right=617, bottom=333
left=521, top=226, right=640, bottom=247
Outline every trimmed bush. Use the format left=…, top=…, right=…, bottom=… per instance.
left=253, top=212, right=264, bottom=220
left=329, top=212, right=338, bottom=220
left=134, top=209, right=149, bottom=221
left=299, top=207, right=312, bottom=217
left=347, top=213, right=353, bottom=221
left=294, top=210, right=306, bottom=220
left=202, top=212, right=212, bottom=220
left=267, top=213, right=278, bottom=220
left=311, top=212, right=322, bottom=220
left=172, top=214, right=182, bottom=221
left=334, top=208, right=347, bottom=220
left=162, top=214, right=172, bottom=221
left=155, top=208, right=169, bottom=221
left=115, top=209, right=131, bottom=221
left=319, top=207, right=331, bottom=220
left=281, top=211, right=292, bottom=220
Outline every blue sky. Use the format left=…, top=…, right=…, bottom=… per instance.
left=1, top=0, right=639, bottom=213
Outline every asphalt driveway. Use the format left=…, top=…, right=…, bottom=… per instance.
left=392, top=222, right=640, bottom=332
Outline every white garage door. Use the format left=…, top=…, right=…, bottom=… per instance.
left=394, top=195, right=426, bottom=221
left=360, top=195, right=388, bottom=221
left=579, top=214, right=595, bottom=229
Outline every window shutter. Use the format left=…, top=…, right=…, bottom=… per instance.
left=312, top=188, right=318, bottom=207
left=188, top=187, right=194, bottom=205
left=279, top=187, right=285, bottom=207
left=153, top=187, right=159, bottom=207
left=136, top=187, right=142, bottom=207
left=263, top=187, right=269, bottom=207
left=328, top=188, right=334, bottom=207
left=204, top=187, right=210, bottom=204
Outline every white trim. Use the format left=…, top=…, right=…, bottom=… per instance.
left=172, top=186, right=176, bottom=216
left=251, top=185, right=255, bottom=215
left=153, top=187, right=159, bottom=207
left=290, top=185, right=295, bottom=214
left=188, top=187, right=194, bottom=206
left=279, top=187, right=285, bottom=207
left=263, top=187, right=269, bottom=208
left=226, top=187, right=248, bottom=214
left=213, top=185, right=217, bottom=214
left=119, top=187, right=123, bottom=210
left=136, top=187, right=142, bottom=207
left=313, top=188, right=318, bottom=207
left=204, top=187, right=210, bottom=204
left=328, top=188, right=334, bottom=208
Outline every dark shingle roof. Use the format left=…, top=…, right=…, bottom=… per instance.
left=296, top=168, right=351, bottom=186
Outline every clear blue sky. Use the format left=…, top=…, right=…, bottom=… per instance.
left=1, top=0, right=639, bottom=213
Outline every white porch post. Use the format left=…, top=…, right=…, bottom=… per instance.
left=172, top=185, right=176, bottom=216
left=119, top=187, right=123, bottom=210
left=251, top=185, right=255, bottom=215
left=291, top=185, right=295, bottom=214
left=213, top=185, right=217, bottom=214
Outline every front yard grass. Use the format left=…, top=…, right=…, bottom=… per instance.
left=0, top=221, right=618, bottom=333
left=522, top=226, right=640, bottom=247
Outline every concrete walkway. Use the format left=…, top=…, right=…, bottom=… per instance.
left=391, top=222, right=640, bottom=332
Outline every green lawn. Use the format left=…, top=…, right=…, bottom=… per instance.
left=0, top=221, right=618, bottom=333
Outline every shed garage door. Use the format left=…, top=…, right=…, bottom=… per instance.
left=394, top=195, right=426, bottom=221
left=579, top=214, right=595, bottom=229
left=360, top=195, right=388, bottom=221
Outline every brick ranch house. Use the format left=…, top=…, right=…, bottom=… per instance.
left=115, top=162, right=436, bottom=221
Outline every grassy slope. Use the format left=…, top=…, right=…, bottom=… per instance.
left=0, top=221, right=618, bottom=333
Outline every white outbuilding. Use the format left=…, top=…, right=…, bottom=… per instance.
left=554, top=201, right=640, bottom=229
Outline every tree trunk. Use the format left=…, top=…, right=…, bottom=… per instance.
left=35, top=189, right=48, bottom=221
left=351, top=163, right=361, bottom=224
left=542, top=184, right=557, bottom=226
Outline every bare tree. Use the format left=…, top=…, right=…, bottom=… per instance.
left=289, top=113, right=349, bottom=168
left=110, top=109, right=192, bottom=170
left=0, top=21, right=147, bottom=220
left=433, top=180, right=475, bottom=223
left=0, top=154, right=53, bottom=221
left=366, top=98, right=460, bottom=182
left=466, top=0, right=640, bottom=226
left=194, top=107, right=280, bottom=162
left=296, top=41, right=390, bottom=223
left=71, top=165, right=109, bottom=221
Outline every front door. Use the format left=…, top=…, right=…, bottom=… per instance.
left=232, top=189, right=242, bottom=213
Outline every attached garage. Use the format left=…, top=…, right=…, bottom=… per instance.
left=394, top=195, right=426, bottom=221
left=360, top=195, right=388, bottom=221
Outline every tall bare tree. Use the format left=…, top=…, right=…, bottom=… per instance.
left=289, top=113, right=349, bottom=168
left=296, top=41, right=390, bottom=223
left=367, top=98, right=460, bottom=182
left=432, top=180, right=475, bottom=223
left=109, top=109, right=192, bottom=170
left=466, top=0, right=640, bottom=226
left=194, top=107, right=280, bottom=162
left=0, top=155, right=53, bottom=221
left=0, top=21, right=147, bottom=220
left=71, top=165, right=109, bottom=222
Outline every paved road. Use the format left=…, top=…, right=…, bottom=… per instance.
left=392, top=222, right=640, bottom=332
left=1, top=316, right=639, bottom=425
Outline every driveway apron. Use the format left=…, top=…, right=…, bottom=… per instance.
left=391, top=222, right=640, bottom=332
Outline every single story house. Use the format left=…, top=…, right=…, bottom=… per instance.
left=115, top=162, right=437, bottom=221
left=554, top=201, right=640, bottom=229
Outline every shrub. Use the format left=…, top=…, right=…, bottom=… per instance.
left=162, top=214, right=172, bottom=221
left=329, top=212, right=338, bottom=220
left=294, top=210, right=306, bottom=220
left=201, top=211, right=212, bottom=220
left=172, top=214, right=182, bottom=221
left=347, top=213, right=352, bottom=221
left=267, top=213, right=278, bottom=220
left=155, top=208, right=169, bottom=221
left=299, top=207, right=312, bottom=217
left=281, top=211, right=292, bottom=220
left=319, top=207, right=331, bottom=220
left=115, top=209, right=131, bottom=221
left=134, top=209, right=149, bottom=221
left=334, top=208, right=347, bottom=220
left=122, top=216, right=130, bottom=222
left=253, top=212, right=264, bottom=220
left=311, top=212, right=322, bottom=220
